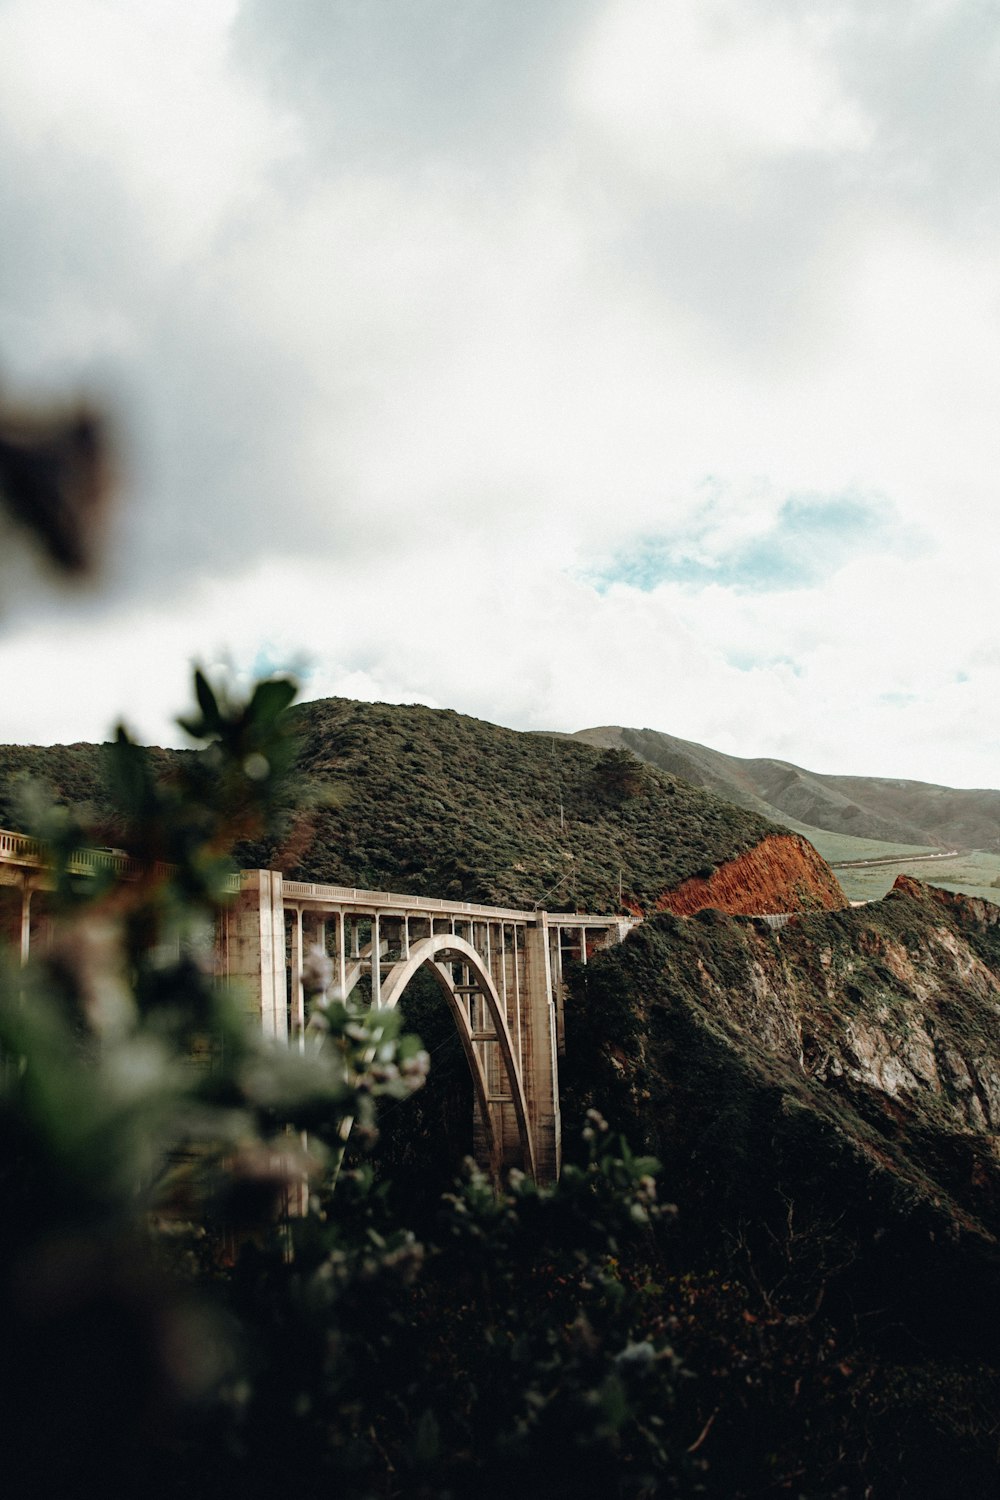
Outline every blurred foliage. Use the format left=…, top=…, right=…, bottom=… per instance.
left=0, top=672, right=428, bottom=1495
left=0, top=397, right=113, bottom=576
left=0, top=669, right=698, bottom=1500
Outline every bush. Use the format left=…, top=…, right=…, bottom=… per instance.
left=0, top=671, right=694, bottom=1500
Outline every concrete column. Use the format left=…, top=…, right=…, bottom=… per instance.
left=552, top=927, right=567, bottom=1059
left=522, top=914, right=561, bottom=1185
left=372, top=913, right=381, bottom=1005
left=290, top=907, right=304, bottom=1048
left=19, top=881, right=32, bottom=967
left=223, top=871, right=287, bottom=1039
left=336, top=910, right=347, bottom=999
left=512, top=923, right=524, bottom=1076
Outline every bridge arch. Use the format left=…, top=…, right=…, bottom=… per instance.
left=376, top=934, right=537, bottom=1182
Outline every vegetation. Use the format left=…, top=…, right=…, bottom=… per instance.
left=574, top=722, right=1000, bottom=857
left=0, top=671, right=695, bottom=1500
left=1, top=699, right=780, bottom=915
left=561, top=887, right=1000, bottom=1493
left=5, top=674, right=1000, bottom=1495
left=831, top=846, right=1000, bottom=905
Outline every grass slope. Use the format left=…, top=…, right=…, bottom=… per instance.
left=572, top=723, right=1000, bottom=852
left=573, top=724, right=1000, bottom=904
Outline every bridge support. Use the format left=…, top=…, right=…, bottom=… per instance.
left=219, top=870, right=288, bottom=1039
left=214, top=873, right=633, bottom=1185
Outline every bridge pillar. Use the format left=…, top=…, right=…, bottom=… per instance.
left=19, top=880, right=32, bottom=967
left=522, top=914, right=561, bottom=1185
left=476, top=921, right=524, bottom=1174
left=221, top=871, right=288, bottom=1039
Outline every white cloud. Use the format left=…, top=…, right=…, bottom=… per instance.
left=569, top=0, right=872, bottom=191
left=0, top=0, right=294, bottom=263
left=2, top=1, right=1000, bottom=793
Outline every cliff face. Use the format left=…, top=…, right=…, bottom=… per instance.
left=655, top=831, right=847, bottom=917
left=567, top=874, right=1000, bottom=1248
left=563, top=879, right=1000, bottom=1493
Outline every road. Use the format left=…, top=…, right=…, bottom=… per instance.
left=829, top=848, right=961, bottom=870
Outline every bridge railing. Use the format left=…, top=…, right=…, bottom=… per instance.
left=3, top=827, right=632, bottom=930
left=1, top=827, right=175, bottom=884
left=278, top=875, right=634, bottom=929
left=280, top=878, right=542, bottom=923
left=0, top=830, right=46, bottom=865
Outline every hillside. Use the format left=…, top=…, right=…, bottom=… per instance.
left=0, top=697, right=844, bottom=916
left=568, top=875, right=1000, bottom=1240
left=572, top=723, right=1000, bottom=852
left=274, top=698, right=841, bottom=914
left=561, top=875, right=1000, bottom=1490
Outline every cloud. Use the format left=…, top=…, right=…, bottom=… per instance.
left=232, top=0, right=597, bottom=169
left=570, top=0, right=872, bottom=189
left=1, top=1, right=1000, bottom=792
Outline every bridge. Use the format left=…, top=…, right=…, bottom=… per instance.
left=1, top=830, right=633, bottom=1184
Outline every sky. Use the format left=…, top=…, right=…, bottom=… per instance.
left=2, top=0, right=1000, bottom=788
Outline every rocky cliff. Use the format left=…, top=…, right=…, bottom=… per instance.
left=569, top=874, right=1000, bottom=1243
left=655, top=831, right=846, bottom=917
left=563, top=876, right=1000, bottom=1492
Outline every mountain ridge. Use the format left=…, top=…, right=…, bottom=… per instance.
left=0, top=696, right=843, bottom=918
left=569, top=723, right=1000, bottom=852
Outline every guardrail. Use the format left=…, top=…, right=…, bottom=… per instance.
left=0, top=830, right=45, bottom=864
left=279, top=876, right=633, bottom=928
left=1, top=828, right=172, bottom=883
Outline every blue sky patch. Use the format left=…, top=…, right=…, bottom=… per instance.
left=251, top=644, right=313, bottom=683
left=726, top=651, right=804, bottom=676
left=589, top=492, right=916, bottom=596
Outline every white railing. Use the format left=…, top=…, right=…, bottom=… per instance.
left=0, top=830, right=45, bottom=864
left=1, top=827, right=171, bottom=883
left=278, top=875, right=633, bottom=929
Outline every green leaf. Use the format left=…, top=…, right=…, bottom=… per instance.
left=248, top=677, right=297, bottom=728
left=106, top=727, right=155, bottom=816
left=413, top=1408, right=440, bottom=1464
left=194, top=668, right=221, bottom=730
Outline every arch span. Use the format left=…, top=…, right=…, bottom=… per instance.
left=378, top=934, right=537, bottom=1182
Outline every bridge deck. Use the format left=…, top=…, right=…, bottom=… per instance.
left=278, top=872, right=632, bottom=930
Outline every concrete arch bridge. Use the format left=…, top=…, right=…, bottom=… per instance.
left=220, top=872, right=633, bottom=1185
left=1, top=833, right=633, bottom=1185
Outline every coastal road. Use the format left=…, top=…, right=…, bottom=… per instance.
left=829, top=848, right=962, bottom=870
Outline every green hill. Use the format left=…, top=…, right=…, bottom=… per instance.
left=0, top=697, right=781, bottom=914
left=571, top=723, right=1000, bottom=903
left=270, top=697, right=781, bottom=911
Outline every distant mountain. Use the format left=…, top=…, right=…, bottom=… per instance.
left=569, top=725, right=1000, bottom=852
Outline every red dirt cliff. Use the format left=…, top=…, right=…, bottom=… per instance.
left=656, top=832, right=847, bottom=917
